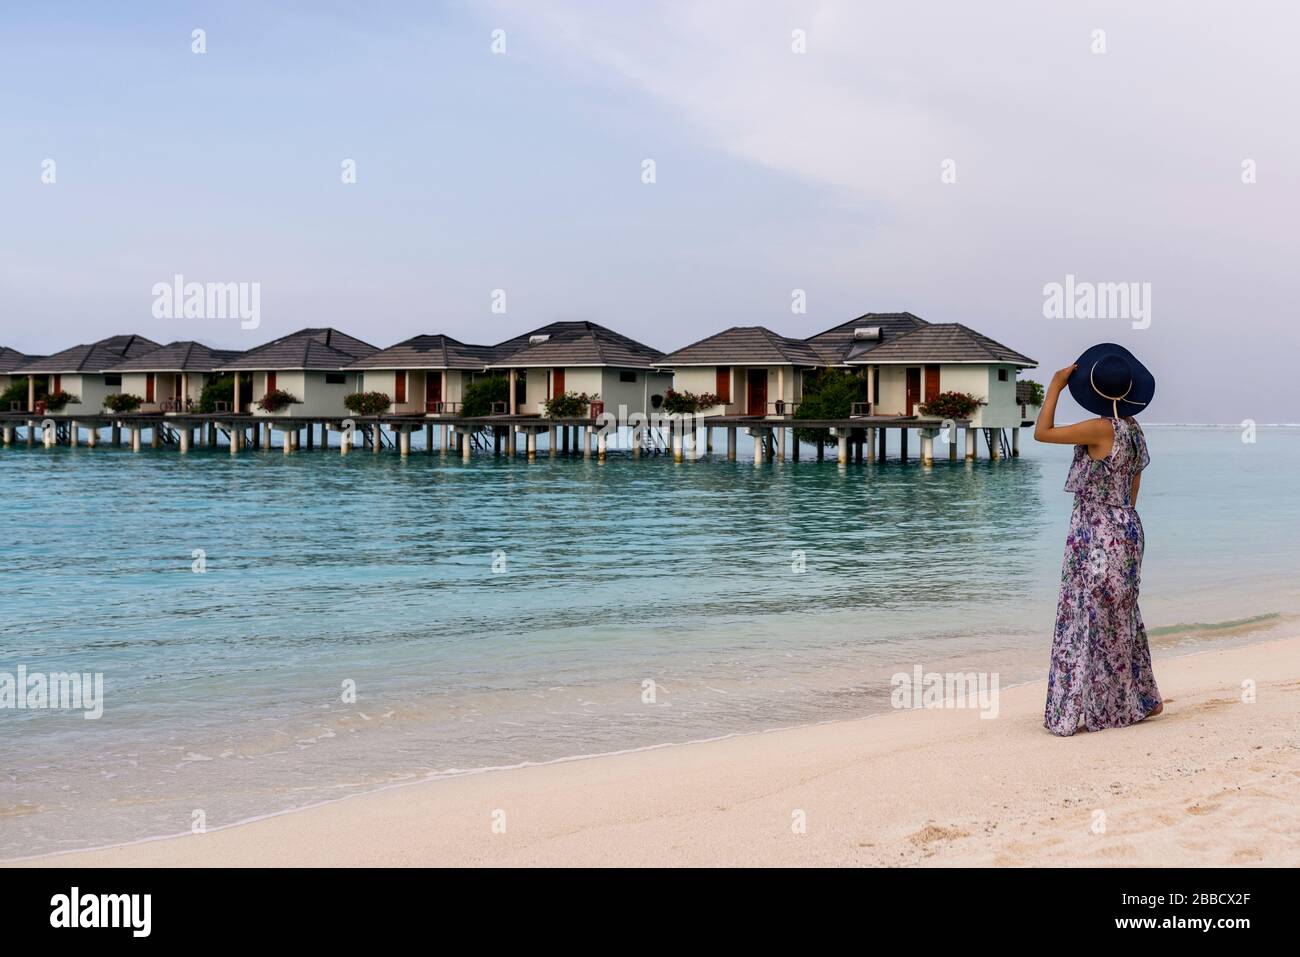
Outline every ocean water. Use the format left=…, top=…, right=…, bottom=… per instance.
left=1, top=424, right=1297, bottom=857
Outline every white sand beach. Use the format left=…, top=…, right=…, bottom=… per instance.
left=16, top=635, right=1299, bottom=868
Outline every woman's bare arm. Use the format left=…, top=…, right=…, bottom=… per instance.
left=1034, top=363, right=1111, bottom=448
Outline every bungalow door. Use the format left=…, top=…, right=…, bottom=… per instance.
left=746, top=368, right=767, bottom=416
left=426, top=373, right=442, bottom=412
left=145, top=373, right=155, bottom=403
left=394, top=370, right=407, bottom=405
left=551, top=368, right=564, bottom=399
left=905, top=368, right=921, bottom=415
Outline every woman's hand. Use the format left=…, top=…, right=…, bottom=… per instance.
left=1049, top=364, right=1076, bottom=392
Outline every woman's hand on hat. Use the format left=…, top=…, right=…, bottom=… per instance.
left=1050, top=364, right=1077, bottom=392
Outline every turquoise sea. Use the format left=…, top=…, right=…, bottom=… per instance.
left=2, top=425, right=1297, bottom=857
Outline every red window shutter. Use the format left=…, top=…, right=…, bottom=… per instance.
left=552, top=368, right=565, bottom=398
left=395, top=371, right=406, bottom=403
left=145, top=373, right=155, bottom=402
left=267, top=371, right=277, bottom=393
left=715, top=366, right=730, bottom=403
left=53, top=374, right=61, bottom=394
left=924, top=364, right=940, bottom=403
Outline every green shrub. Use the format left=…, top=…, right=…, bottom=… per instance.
left=198, top=375, right=234, bottom=413
left=1021, top=379, right=1045, bottom=405
left=793, top=370, right=867, bottom=447
left=43, top=390, right=77, bottom=411
left=103, top=393, right=144, bottom=413
left=543, top=390, right=596, bottom=419
left=662, top=389, right=720, bottom=415
left=918, top=390, right=980, bottom=419
left=0, top=378, right=43, bottom=410
left=255, top=388, right=298, bottom=413
left=461, top=375, right=509, bottom=416
left=343, top=391, right=391, bottom=416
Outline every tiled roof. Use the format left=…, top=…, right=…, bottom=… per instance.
left=658, top=326, right=826, bottom=367
left=0, top=347, right=42, bottom=373
left=220, top=327, right=379, bottom=370
left=12, top=334, right=161, bottom=374
left=105, top=340, right=241, bottom=373
left=489, top=321, right=663, bottom=369
left=804, top=312, right=929, bottom=364
left=849, top=323, right=1036, bottom=366
left=344, top=334, right=496, bottom=371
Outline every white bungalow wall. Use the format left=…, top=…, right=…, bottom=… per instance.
left=121, top=372, right=216, bottom=410
left=669, top=365, right=804, bottom=417
left=357, top=370, right=476, bottom=414
left=872, top=363, right=1023, bottom=427
left=250, top=370, right=362, bottom=417
left=504, top=367, right=671, bottom=418
left=599, top=368, right=672, bottom=419
left=48, top=373, right=121, bottom=413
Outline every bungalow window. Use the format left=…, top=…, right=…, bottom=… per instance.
left=325, top=372, right=345, bottom=385
left=619, top=370, right=637, bottom=383
left=394, top=372, right=407, bottom=403
left=715, top=366, right=731, bottom=403
left=267, top=371, right=277, bottom=392
left=998, top=368, right=1009, bottom=382
left=103, top=374, right=122, bottom=386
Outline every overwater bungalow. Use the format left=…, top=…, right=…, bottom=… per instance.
left=10, top=334, right=160, bottom=412
left=218, top=328, right=378, bottom=416
left=103, top=341, right=241, bottom=413
left=836, top=322, right=1036, bottom=427
left=656, top=326, right=826, bottom=417
left=487, top=321, right=671, bottom=418
left=803, top=312, right=1036, bottom=425
left=344, top=335, right=497, bottom=415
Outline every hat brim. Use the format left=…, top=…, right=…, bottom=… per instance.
left=1066, top=342, right=1155, bottom=419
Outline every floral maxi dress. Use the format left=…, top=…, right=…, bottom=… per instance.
left=1044, top=417, right=1161, bottom=735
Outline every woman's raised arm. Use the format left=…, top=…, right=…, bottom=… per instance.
left=1034, top=364, right=1111, bottom=446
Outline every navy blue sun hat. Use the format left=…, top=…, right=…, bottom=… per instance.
left=1067, top=343, right=1155, bottom=419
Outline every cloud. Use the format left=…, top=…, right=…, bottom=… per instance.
left=482, top=0, right=1300, bottom=418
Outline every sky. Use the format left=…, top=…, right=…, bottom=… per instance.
left=2, top=1, right=1297, bottom=422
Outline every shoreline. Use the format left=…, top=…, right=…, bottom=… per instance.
left=12, top=633, right=1298, bottom=868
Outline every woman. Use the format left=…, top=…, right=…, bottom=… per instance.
left=1034, top=343, right=1162, bottom=735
